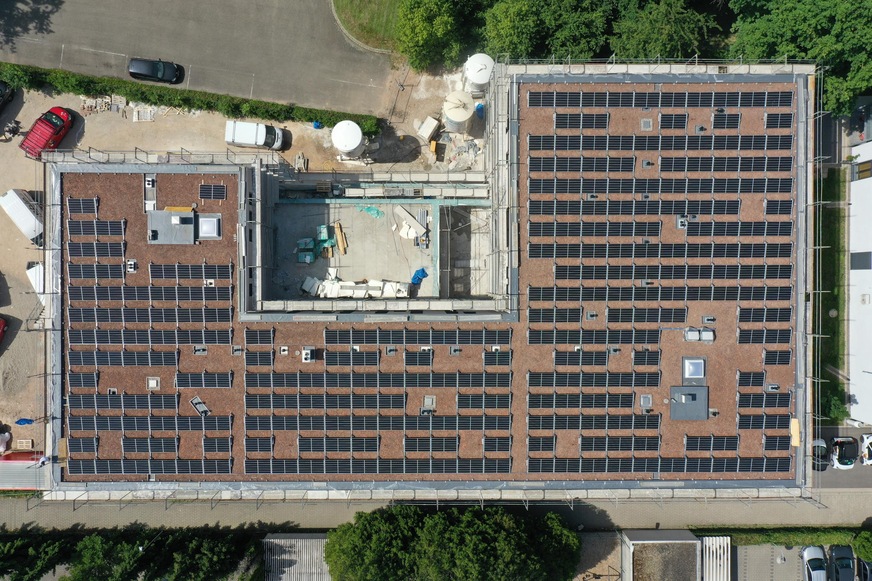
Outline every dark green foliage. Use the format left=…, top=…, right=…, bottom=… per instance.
left=324, top=506, right=581, bottom=581
left=396, top=0, right=462, bottom=70
left=855, top=531, right=872, bottom=561
left=610, top=0, right=719, bottom=59
left=541, top=0, right=615, bottom=59
left=483, top=0, right=542, bottom=58
left=0, top=62, right=379, bottom=134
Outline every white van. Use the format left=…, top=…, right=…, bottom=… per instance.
left=225, top=121, right=284, bottom=150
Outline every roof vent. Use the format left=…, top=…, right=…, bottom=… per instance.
left=641, top=119, right=653, bottom=131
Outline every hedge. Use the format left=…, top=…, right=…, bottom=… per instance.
left=0, top=62, right=379, bottom=135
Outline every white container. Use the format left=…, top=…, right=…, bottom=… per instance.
left=464, top=53, right=494, bottom=94
left=331, top=120, right=366, bottom=158
left=442, top=91, right=475, bottom=134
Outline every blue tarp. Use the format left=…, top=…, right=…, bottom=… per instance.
left=411, top=268, right=428, bottom=285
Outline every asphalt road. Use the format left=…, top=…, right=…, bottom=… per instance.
left=0, top=0, right=391, bottom=115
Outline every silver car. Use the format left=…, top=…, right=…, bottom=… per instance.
left=801, top=545, right=826, bottom=581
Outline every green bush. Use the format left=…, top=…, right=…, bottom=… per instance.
left=855, top=531, right=872, bottom=561
left=0, top=61, right=378, bottom=134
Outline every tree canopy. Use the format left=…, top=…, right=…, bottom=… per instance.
left=324, top=505, right=581, bottom=581
left=609, top=0, right=719, bottom=59
left=395, top=0, right=462, bottom=71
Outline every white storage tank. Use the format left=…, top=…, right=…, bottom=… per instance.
left=442, top=91, right=475, bottom=134
left=331, top=120, right=366, bottom=158
left=463, top=53, right=494, bottom=94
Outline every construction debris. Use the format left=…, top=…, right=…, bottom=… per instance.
left=301, top=276, right=410, bottom=299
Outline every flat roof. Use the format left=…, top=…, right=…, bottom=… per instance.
left=54, top=69, right=808, bottom=486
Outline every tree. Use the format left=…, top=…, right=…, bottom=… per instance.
left=541, top=0, right=615, bottom=60
left=324, top=506, right=581, bottom=581
left=483, top=0, right=542, bottom=58
left=730, top=0, right=872, bottom=115
left=396, top=0, right=462, bottom=71
left=61, top=535, right=142, bottom=581
left=609, top=0, right=719, bottom=59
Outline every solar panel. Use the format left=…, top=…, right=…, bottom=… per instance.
left=244, top=372, right=511, bottom=388
left=579, top=436, right=660, bottom=452
left=738, top=329, right=792, bottom=344
left=484, top=437, right=511, bottom=452
left=68, top=394, right=177, bottom=409
left=68, top=459, right=232, bottom=475
left=528, top=135, right=793, bottom=152
left=299, top=437, right=379, bottom=453
left=67, top=286, right=232, bottom=302
left=67, top=264, right=124, bottom=279
left=324, top=351, right=380, bottom=366
left=764, top=350, right=791, bottom=365
left=553, top=350, right=608, bottom=366
left=483, top=351, right=512, bottom=366
left=244, top=414, right=510, bottom=432
left=685, top=436, right=739, bottom=451
left=404, top=351, right=433, bottom=366
left=68, top=307, right=232, bottom=323
left=68, top=351, right=178, bottom=367
left=528, top=156, right=635, bottom=173
left=527, top=90, right=792, bottom=108
left=528, top=177, right=793, bottom=196
left=660, top=156, right=793, bottom=173
left=554, top=113, right=609, bottom=129
left=245, top=437, right=273, bottom=452
left=528, top=308, right=582, bottom=323
left=738, top=308, right=792, bottom=322
left=67, top=198, right=99, bottom=214
left=529, top=329, right=660, bottom=345
left=528, top=436, right=555, bottom=452
left=68, top=329, right=232, bottom=345
left=242, top=458, right=511, bottom=475
left=405, top=437, right=458, bottom=452
left=67, top=220, right=126, bottom=237
left=531, top=241, right=791, bottom=259
left=245, top=393, right=406, bottom=409
left=244, top=328, right=274, bottom=345
left=607, top=308, right=687, bottom=323
left=529, top=285, right=792, bottom=302
left=527, top=457, right=790, bottom=474
left=764, top=435, right=791, bottom=450
left=660, top=114, right=687, bottom=129
left=765, top=113, right=793, bottom=129
left=712, top=113, right=741, bottom=129
left=68, top=438, right=98, bottom=453
left=457, top=394, right=511, bottom=408
left=738, top=414, right=791, bottom=429
left=123, top=437, right=178, bottom=453
left=738, top=371, right=765, bottom=387
left=738, top=393, right=791, bottom=408
left=686, top=221, right=793, bottom=237
left=149, top=264, right=233, bottom=279
left=199, top=184, right=227, bottom=200
left=765, top=200, right=793, bottom=215
left=529, top=414, right=660, bottom=431
left=633, top=350, right=661, bottom=366
left=175, top=372, right=233, bottom=388
left=245, top=351, right=274, bottom=366
left=560, top=264, right=792, bottom=281
left=203, top=437, right=232, bottom=453
left=324, top=329, right=512, bottom=345
left=68, top=372, right=98, bottom=388
left=529, top=221, right=660, bottom=238
left=69, top=415, right=232, bottom=432
left=527, top=393, right=634, bottom=409
left=528, top=372, right=659, bottom=388
left=68, top=242, right=125, bottom=258
left=529, top=199, right=741, bottom=216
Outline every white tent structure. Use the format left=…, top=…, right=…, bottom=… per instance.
left=0, top=189, right=43, bottom=246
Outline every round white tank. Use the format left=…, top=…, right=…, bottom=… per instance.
left=464, top=53, right=494, bottom=93
left=442, top=91, right=475, bottom=134
left=331, top=120, right=366, bottom=158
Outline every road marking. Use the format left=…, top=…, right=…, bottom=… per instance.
left=68, top=45, right=127, bottom=58
left=328, top=77, right=378, bottom=88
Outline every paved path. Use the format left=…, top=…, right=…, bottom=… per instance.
left=0, top=489, right=865, bottom=531
left=0, top=0, right=391, bottom=115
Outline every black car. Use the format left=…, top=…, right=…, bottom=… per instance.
left=0, top=80, right=14, bottom=113
left=859, top=558, right=872, bottom=581
left=829, top=545, right=855, bottom=581
left=127, top=58, right=182, bottom=84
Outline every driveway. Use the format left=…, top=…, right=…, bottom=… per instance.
left=0, top=0, right=392, bottom=115
left=812, top=425, right=872, bottom=489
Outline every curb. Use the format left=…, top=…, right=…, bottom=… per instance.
left=328, top=1, right=393, bottom=55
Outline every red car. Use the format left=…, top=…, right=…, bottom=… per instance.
left=0, top=317, right=7, bottom=344
left=19, top=107, right=74, bottom=159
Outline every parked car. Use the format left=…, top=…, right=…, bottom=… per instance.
left=0, top=317, right=7, bottom=344
left=831, top=436, right=859, bottom=470
left=812, top=438, right=829, bottom=471
left=859, top=558, right=872, bottom=581
left=127, top=58, right=182, bottom=84
left=801, top=546, right=827, bottom=581
left=225, top=121, right=284, bottom=150
left=862, top=434, right=872, bottom=466
left=19, top=107, right=74, bottom=158
left=0, top=80, right=14, bottom=114
left=829, top=545, right=855, bottom=581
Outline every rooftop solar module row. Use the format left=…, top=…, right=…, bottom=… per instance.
left=68, top=372, right=99, bottom=388
left=483, top=351, right=512, bottom=366
left=203, top=437, right=232, bottom=453
left=556, top=265, right=793, bottom=281
left=660, top=157, right=793, bottom=172
left=245, top=394, right=407, bottom=409
left=528, top=414, right=660, bottom=430
left=530, top=242, right=793, bottom=259
left=244, top=372, right=512, bottom=388
left=764, top=436, right=792, bottom=450
left=149, top=264, right=233, bottom=279
left=528, top=393, right=634, bottom=408
left=68, top=459, right=231, bottom=475
left=738, top=371, right=766, bottom=387
left=67, top=286, right=232, bottom=302
left=325, top=329, right=512, bottom=345
left=175, top=373, right=233, bottom=388
left=67, top=242, right=125, bottom=258
left=686, top=222, right=793, bottom=237
left=299, top=436, right=379, bottom=453
left=198, top=184, right=227, bottom=200
left=404, top=351, right=433, bottom=366
left=68, top=351, right=178, bottom=367
left=528, top=156, right=635, bottom=173
left=244, top=415, right=512, bottom=431
left=528, top=372, right=660, bottom=388
left=68, top=415, right=232, bottom=431
left=67, top=220, right=126, bottom=237
left=244, top=458, right=512, bottom=474
left=405, top=436, right=458, bottom=452
left=68, top=307, right=232, bottom=323
left=528, top=221, right=661, bottom=237
left=528, top=285, right=793, bottom=302
left=68, top=264, right=125, bottom=279
left=68, top=329, right=232, bottom=345
left=244, top=329, right=274, bottom=345
left=323, top=351, right=380, bottom=366
left=123, top=437, right=178, bottom=453
left=68, top=394, right=177, bottom=410
left=554, top=113, right=610, bottom=129
left=580, top=435, right=660, bottom=451
left=738, top=393, right=792, bottom=408
left=529, top=436, right=555, bottom=451
left=528, top=457, right=790, bottom=473
left=245, top=351, right=274, bottom=366
left=712, top=113, right=741, bottom=129
left=765, top=200, right=794, bottom=215
left=633, top=350, right=661, bottom=366
left=764, top=350, right=792, bottom=365
left=529, top=200, right=741, bottom=216
left=528, top=135, right=793, bottom=151
left=554, top=350, right=609, bottom=366
left=738, top=329, right=792, bottom=344
left=738, top=307, right=793, bottom=322
left=528, top=177, right=793, bottom=195
left=457, top=394, right=511, bottom=408
left=686, top=436, right=739, bottom=451
left=484, top=437, right=512, bottom=452
left=528, top=330, right=661, bottom=345
left=607, top=308, right=687, bottom=323
left=738, top=414, right=791, bottom=429
left=67, top=198, right=99, bottom=214
left=68, top=438, right=98, bottom=453
left=527, top=90, right=793, bottom=108
left=528, top=308, right=582, bottom=323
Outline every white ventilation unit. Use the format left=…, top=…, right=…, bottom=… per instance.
left=301, top=347, right=313, bottom=363
left=766, top=384, right=780, bottom=392
left=640, top=395, right=653, bottom=408
left=146, top=377, right=160, bottom=391
left=279, top=346, right=289, bottom=356
left=145, top=177, right=156, bottom=188
left=204, top=279, right=215, bottom=287
left=491, top=346, right=501, bottom=352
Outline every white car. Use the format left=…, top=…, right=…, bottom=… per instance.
left=801, top=546, right=827, bottom=581
left=862, top=433, right=872, bottom=465
left=831, top=437, right=859, bottom=470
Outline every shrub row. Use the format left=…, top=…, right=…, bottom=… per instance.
left=0, top=62, right=379, bottom=135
